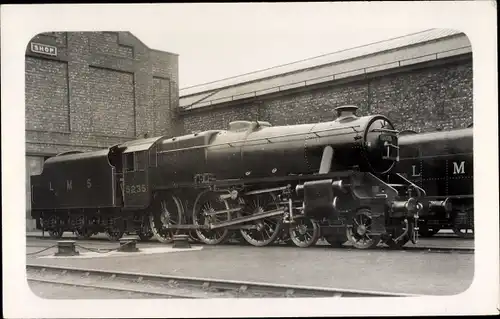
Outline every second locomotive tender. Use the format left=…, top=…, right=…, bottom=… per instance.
left=391, top=126, right=473, bottom=239
left=30, top=105, right=424, bottom=249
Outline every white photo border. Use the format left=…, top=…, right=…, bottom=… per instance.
left=1, top=2, right=498, bottom=317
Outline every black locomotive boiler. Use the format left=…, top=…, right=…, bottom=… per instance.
left=388, top=126, right=474, bottom=238
left=30, top=105, right=424, bottom=249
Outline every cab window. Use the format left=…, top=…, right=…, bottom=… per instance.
left=135, top=151, right=147, bottom=172
left=124, top=153, right=135, bottom=172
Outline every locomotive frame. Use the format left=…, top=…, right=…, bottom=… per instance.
left=30, top=105, right=425, bottom=249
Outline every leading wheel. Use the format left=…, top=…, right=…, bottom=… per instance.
left=289, top=217, right=321, bottom=248
left=346, top=209, right=381, bottom=249
left=149, top=193, right=184, bottom=243
left=239, top=193, right=284, bottom=247
left=193, top=191, right=232, bottom=245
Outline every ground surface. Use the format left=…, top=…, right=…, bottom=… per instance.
left=26, top=235, right=475, bottom=297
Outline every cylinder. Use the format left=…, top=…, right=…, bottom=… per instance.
left=391, top=198, right=418, bottom=215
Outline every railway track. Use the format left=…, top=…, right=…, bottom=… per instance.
left=26, top=236, right=475, bottom=254
left=26, top=264, right=421, bottom=298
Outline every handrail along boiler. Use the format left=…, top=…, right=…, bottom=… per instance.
left=30, top=105, right=424, bottom=249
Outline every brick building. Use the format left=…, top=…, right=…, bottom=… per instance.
left=178, top=29, right=472, bottom=135
left=25, top=31, right=179, bottom=230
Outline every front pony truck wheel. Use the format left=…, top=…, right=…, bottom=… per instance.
left=346, top=208, right=381, bottom=249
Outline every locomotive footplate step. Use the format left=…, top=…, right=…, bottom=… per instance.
left=118, top=237, right=139, bottom=252
left=55, top=241, right=79, bottom=256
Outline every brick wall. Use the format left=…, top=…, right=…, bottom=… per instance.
left=89, top=67, right=135, bottom=137
left=153, top=77, right=173, bottom=136
left=180, top=58, right=473, bottom=134
left=25, top=31, right=179, bottom=156
left=25, top=57, right=69, bottom=132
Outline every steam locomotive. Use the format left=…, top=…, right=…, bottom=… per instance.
left=30, top=105, right=425, bottom=249
left=387, top=125, right=474, bottom=239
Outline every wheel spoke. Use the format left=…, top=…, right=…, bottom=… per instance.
left=289, top=218, right=320, bottom=248
left=240, top=193, right=283, bottom=247
left=264, top=227, right=271, bottom=240
left=150, top=193, right=183, bottom=243
left=347, top=210, right=381, bottom=249
left=304, top=232, right=311, bottom=241
left=194, top=192, right=231, bottom=245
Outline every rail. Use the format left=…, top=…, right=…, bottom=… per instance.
left=26, top=264, right=421, bottom=298
left=181, top=46, right=472, bottom=110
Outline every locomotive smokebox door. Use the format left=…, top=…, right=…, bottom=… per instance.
left=302, top=179, right=339, bottom=220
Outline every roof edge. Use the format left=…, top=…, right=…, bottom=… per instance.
left=150, top=48, right=180, bottom=57
left=124, top=31, right=179, bottom=56
left=180, top=29, right=465, bottom=98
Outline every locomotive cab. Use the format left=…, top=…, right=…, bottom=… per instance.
left=115, top=136, right=164, bottom=209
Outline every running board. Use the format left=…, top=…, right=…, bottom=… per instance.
left=210, top=209, right=285, bottom=230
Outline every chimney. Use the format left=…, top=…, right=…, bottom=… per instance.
left=334, top=105, right=359, bottom=119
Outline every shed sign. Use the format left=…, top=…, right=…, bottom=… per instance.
left=30, top=43, right=57, bottom=56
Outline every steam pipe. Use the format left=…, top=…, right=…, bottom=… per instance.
left=394, top=219, right=409, bottom=242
